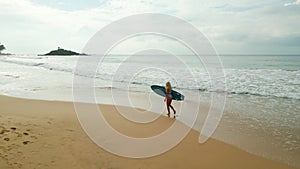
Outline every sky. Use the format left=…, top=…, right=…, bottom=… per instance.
left=0, top=0, right=299, bottom=54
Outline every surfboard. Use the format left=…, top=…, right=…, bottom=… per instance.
left=151, top=85, right=184, bottom=101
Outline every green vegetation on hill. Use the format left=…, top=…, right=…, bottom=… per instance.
left=0, top=43, right=6, bottom=54
left=0, top=43, right=12, bottom=55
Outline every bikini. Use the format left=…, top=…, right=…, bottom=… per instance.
left=166, top=88, right=172, bottom=98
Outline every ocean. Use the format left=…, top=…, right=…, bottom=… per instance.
left=0, top=54, right=299, bottom=167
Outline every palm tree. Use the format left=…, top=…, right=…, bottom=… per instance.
left=0, top=43, right=5, bottom=53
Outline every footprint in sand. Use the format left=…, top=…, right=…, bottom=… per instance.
left=30, top=135, right=37, bottom=139
left=0, top=125, right=38, bottom=147
left=23, top=141, right=30, bottom=145
left=0, top=129, right=10, bottom=135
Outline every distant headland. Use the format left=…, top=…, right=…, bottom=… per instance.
left=0, top=43, right=12, bottom=55
left=39, top=47, right=87, bottom=56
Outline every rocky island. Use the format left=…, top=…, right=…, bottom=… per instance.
left=0, top=43, right=12, bottom=55
left=40, top=47, right=86, bottom=56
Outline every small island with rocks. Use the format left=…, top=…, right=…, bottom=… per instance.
left=0, top=43, right=12, bottom=55
left=40, top=47, right=87, bottom=56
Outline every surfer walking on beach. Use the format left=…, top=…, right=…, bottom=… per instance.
left=164, top=81, right=176, bottom=118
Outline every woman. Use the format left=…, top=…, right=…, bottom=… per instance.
left=164, top=81, right=176, bottom=117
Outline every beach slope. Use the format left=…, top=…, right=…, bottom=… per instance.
left=0, top=95, right=297, bottom=169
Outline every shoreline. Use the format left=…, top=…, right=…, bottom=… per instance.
left=1, top=89, right=299, bottom=168
left=0, top=94, right=297, bottom=169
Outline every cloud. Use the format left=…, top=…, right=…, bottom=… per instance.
left=30, top=0, right=108, bottom=11
left=213, top=3, right=263, bottom=12
left=0, top=0, right=300, bottom=54
left=1, top=0, right=184, bottom=52
left=284, top=0, right=300, bottom=6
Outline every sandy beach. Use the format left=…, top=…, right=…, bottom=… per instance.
left=1, top=0, right=299, bottom=168
left=0, top=95, right=297, bottom=169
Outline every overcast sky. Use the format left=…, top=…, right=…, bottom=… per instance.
left=0, top=0, right=299, bottom=54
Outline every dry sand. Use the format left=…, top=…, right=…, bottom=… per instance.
left=0, top=95, right=297, bottom=169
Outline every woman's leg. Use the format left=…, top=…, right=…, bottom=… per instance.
left=170, top=105, right=176, bottom=114
left=168, top=99, right=176, bottom=117
left=166, top=97, right=172, bottom=117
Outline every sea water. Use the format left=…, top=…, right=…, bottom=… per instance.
left=0, top=54, right=299, bottom=167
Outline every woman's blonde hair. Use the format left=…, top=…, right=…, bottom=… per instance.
left=166, top=81, right=172, bottom=91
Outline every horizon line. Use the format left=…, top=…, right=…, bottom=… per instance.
left=2, top=53, right=300, bottom=56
